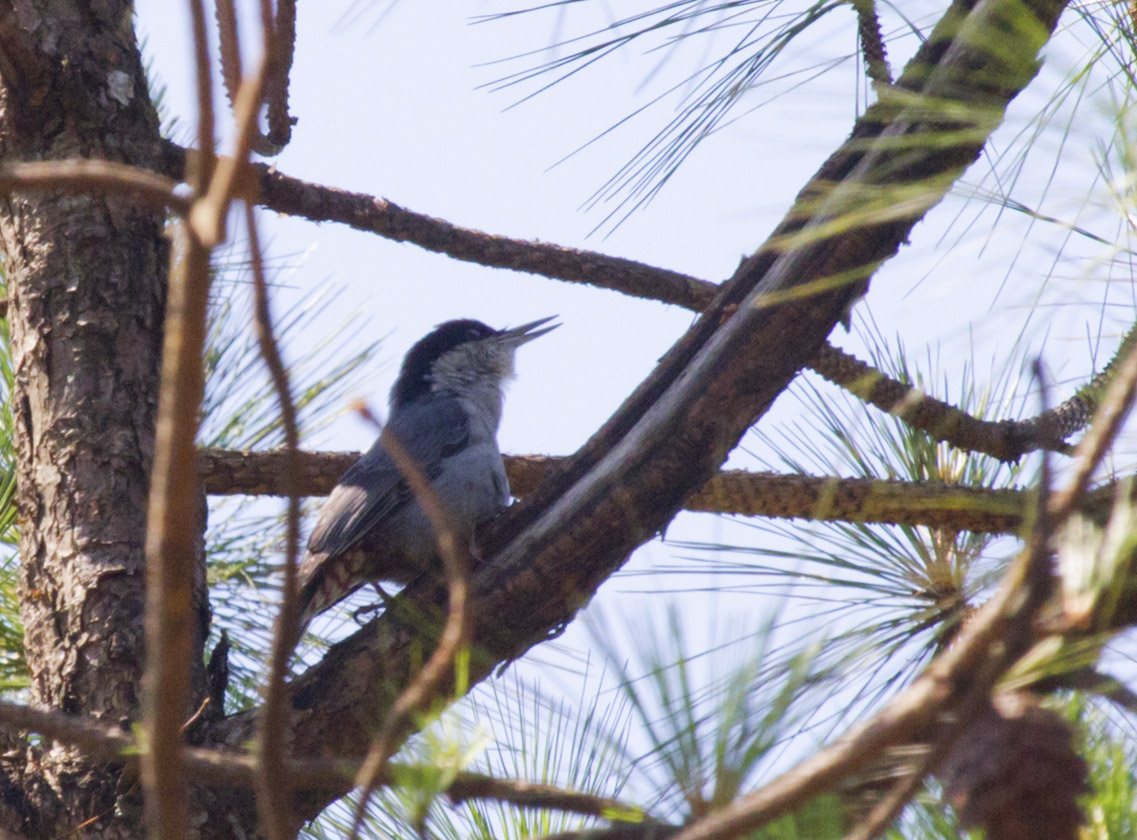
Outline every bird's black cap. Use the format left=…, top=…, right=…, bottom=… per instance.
left=391, top=319, right=496, bottom=407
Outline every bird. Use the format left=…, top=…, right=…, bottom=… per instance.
left=289, top=316, right=558, bottom=646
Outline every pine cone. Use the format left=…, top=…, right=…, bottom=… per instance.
left=940, top=692, right=1087, bottom=840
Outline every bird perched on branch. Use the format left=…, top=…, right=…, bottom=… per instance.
left=289, top=316, right=558, bottom=647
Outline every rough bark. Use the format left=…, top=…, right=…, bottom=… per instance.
left=0, top=2, right=206, bottom=836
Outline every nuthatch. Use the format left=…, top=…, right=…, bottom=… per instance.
left=291, top=316, right=558, bottom=644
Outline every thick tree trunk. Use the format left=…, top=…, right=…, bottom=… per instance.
left=0, top=3, right=206, bottom=836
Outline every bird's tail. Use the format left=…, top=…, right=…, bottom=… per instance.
left=279, top=550, right=369, bottom=653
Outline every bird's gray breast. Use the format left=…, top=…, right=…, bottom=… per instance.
left=387, top=406, right=509, bottom=562
left=305, top=393, right=506, bottom=561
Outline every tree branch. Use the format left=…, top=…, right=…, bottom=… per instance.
left=156, top=139, right=717, bottom=312
left=810, top=337, right=1130, bottom=463
left=154, top=146, right=1100, bottom=463
left=199, top=447, right=1122, bottom=535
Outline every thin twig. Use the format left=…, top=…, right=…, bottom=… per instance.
left=190, top=57, right=267, bottom=248
left=248, top=201, right=302, bottom=840
left=346, top=405, right=472, bottom=839
left=140, top=172, right=207, bottom=840
left=265, top=0, right=297, bottom=149
left=181, top=698, right=212, bottom=733
left=140, top=2, right=214, bottom=837
left=0, top=160, right=190, bottom=213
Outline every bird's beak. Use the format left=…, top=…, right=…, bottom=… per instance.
left=500, top=315, right=560, bottom=346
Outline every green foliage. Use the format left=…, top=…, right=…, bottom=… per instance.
left=670, top=325, right=1030, bottom=729
left=308, top=599, right=839, bottom=840
left=308, top=668, right=635, bottom=840
left=585, top=604, right=823, bottom=822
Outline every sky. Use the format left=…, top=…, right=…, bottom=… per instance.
left=130, top=0, right=1137, bottom=800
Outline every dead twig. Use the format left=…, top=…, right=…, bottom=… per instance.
left=248, top=201, right=302, bottom=840
left=140, top=2, right=215, bottom=837
left=0, top=160, right=189, bottom=213
left=346, top=405, right=473, bottom=839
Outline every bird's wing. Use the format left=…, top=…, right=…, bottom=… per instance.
left=304, top=396, right=470, bottom=563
